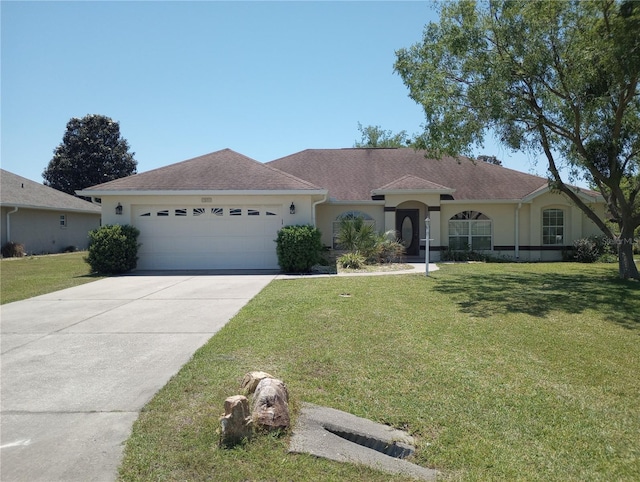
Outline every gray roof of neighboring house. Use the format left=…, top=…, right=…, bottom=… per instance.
left=267, top=148, right=562, bottom=201
left=0, top=169, right=101, bottom=213
left=80, top=149, right=324, bottom=193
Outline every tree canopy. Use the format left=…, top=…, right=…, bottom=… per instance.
left=395, top=0, right=640, bottom=279
left=353, top=122, right=411, bottom=148
left=43, top=114, right=137, bottom=196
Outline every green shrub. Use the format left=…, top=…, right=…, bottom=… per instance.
left=335, top=216, right=378, bottom=259
left=597, top=253, right=618, bottom=263
left=337, top=252, right=366, bottom=269
left=372, top=231, right=406, bottom=264
left=85, top=224, right=140, bottom=274
left=441, top=246, right=487, bottom=262
left=573, top=235, right=615, bottom=263
left=1, top=242, right=25, bottom=258
left=275, top=225, right=323, bottom=273
left=336, top=218, right=406, bottom=264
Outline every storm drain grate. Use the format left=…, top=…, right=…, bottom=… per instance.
left=289, top=403, right=437, bottom=481
left=323, top=426, right=414, bottom=459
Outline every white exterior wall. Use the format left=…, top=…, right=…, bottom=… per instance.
left=99, top=193, right=319, bottom=228
left=96, top=193, right=323, bottom=270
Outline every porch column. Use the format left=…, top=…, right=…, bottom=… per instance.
left=384, top=206, right=396, bottom=235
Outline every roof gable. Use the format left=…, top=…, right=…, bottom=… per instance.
left=81, top=149, right=323, bottom=193
left=267, top=148, right=552, bottom=201
left=375, top=174, right=454, bottom=192
left=0, top=169, right=101, bottom=213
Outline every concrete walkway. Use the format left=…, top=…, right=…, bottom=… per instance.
left=0, top=273, right=276, bottom=482
left=0, top=263, right=435, bottom=481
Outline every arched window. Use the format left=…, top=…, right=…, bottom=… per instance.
left=448, top=211, right=492, bottom=251
left=332, top=211, right=375, bottom=249
left=542, top=208, right=564, bottom=245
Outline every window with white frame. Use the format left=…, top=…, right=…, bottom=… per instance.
left=542, top=208, right=564, bottom=245
left=332, top=211, right=375, bottom=249
left=448, top=211, right=492, bottom=250
left=59, top=214, right=67, bottom=228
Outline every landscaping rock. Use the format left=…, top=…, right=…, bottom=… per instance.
left=241, top=371, right=275, bottom=394
left=251, top=377, right=290, bottom=431
left=219, top=395, right=252, bottom=446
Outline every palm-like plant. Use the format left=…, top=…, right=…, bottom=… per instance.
left=336, top=216, right=377, bottom=257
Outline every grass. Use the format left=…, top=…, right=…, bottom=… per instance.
left=118, top=262, right=639, bottom=481
left=0, top=252, right=103, bottom=304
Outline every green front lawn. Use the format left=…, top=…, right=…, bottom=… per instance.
left=118, top=263, right=640, bottom=481
left=0, top=252, right=103, bottom=304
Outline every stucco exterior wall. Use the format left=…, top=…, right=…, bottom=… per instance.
left=98, top=194, right=324, bottom=229
left=94, top=189, right=608, bottom=265
left=315, top=203, right=385, bottom=247
left=1, top=207, right=100, bottom=254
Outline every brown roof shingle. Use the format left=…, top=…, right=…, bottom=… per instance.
left=0, top=169, right=101, bottom=213
left=81, top=149, right=323, bottom=192
left=375, top=174, right=453, bottom=192
left=267, top=148, right=550, bottom=201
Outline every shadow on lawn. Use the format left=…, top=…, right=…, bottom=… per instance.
left=432, top=270, right=639, bottom=330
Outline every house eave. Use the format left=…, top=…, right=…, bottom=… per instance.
left=371, top=188, right=456, bottom=196
left=440, top=198, right=533, bottom=204
left=521, top=185, right=604, bottom=203
left=0, top=202, right=101, bottom=214
left=326, top=199, right=386, bottom=205
left=76, top=189, right=328, bottom=197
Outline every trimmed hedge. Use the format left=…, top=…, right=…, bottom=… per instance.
left=275, top=225, right=323, bottom=273
left=85, top=224, right=140, bottom=274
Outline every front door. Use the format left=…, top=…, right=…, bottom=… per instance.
left=396, top=209, right=420, bottom=256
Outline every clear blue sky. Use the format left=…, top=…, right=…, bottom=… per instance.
left=2, top=1, right=551, bottom=185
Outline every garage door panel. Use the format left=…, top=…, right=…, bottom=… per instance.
left=133, top=205, right=282, bottom=270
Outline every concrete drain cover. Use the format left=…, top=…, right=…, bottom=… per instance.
left=289, top=403, right=437, bottom=481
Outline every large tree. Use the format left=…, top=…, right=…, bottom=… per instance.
left=395, top=0, right=640, bottom=279
left=353, top=122, right=411, bottom=148
left=43, top=114, right=137, bottom=196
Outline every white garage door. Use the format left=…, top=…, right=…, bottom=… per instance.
left=133, top=205, right=282, bottom=270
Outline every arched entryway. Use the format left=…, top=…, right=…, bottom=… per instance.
left=395, top=201, right=429, bottom=256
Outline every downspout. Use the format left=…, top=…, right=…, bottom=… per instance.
left=6, top=207, right=18, bottom=243
left=312, top=193, right=328, bottom=227
left=515, top=203, right=522, bottom=260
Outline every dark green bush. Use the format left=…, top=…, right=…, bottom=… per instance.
left=573, top=235, right=616, bottom=263
left=85, top=224, right=140, bottom=274
left=276, top=225, right=323, bottom=273
left=1, top=242, right=25, bottom=258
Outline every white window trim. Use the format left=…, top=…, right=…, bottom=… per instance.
left=542, top=208, right=565, bottom=246
left=448, top=211, right=493, bottom=251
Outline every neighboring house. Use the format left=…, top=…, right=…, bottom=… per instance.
left=78, top=148, right=606, bottom=270
left=0, top=169, right=101, bottom=255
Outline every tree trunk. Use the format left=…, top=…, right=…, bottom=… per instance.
left=617, top=225, right=639, bottom=280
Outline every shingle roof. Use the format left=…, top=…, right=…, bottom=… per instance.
left=81, top=149, right=323, bottom=193
left=375, top=174, right=454, bottom=192
left=267, top=148, right=552, bottom=201
left=0, top=169, right=101, bottom=213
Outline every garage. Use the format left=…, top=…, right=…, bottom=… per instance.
left=133, top=204, right=283, bottom=270
left=76, top=149, right=326, bottom=271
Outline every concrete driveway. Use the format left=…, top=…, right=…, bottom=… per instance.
left=0, top=272, right=276, bottom=482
